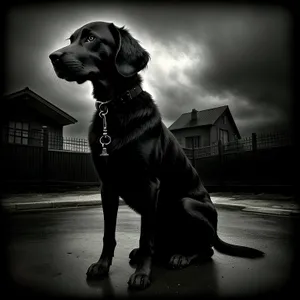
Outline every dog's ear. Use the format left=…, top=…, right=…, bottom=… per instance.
left=109, top=23, right=150, bottom=77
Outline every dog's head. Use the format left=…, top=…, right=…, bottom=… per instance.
left=49, top=21, right=150, bottom=85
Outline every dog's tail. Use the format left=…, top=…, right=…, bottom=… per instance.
left=213, top=235, right=265, bottom=258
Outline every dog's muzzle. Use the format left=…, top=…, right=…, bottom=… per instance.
left=49, top=51, right=85, bottom=82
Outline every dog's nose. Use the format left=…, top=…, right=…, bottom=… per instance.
left=49, top=51, right=63, bottom=63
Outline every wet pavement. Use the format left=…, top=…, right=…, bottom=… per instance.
left=4, top=206, right=297, bottom=298
left=1, top=189, right=299, bottom=216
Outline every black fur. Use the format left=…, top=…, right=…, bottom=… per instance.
left=50, top=21, right=264, bottom=290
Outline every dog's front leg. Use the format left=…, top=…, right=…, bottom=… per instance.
left=128, top=179, right=160, bottom=290
left=86, top=184, right=119, bottom=279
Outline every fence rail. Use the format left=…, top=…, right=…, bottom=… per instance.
left=256, top=132, right=292, bottom=149
left=48, top=134, right=90, bottom=152
left=183, top=131, right=292, bottom=159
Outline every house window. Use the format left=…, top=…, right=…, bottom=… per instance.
left=8, top=121, right=29, bottom=145
left=185, top=136, right=201, bottom=149
left=223, top=116, right=227, bottom=124
left=219, top=129, right=229, bottom=144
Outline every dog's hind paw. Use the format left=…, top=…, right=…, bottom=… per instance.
left=168, top=254, right=198, bottom=269
left=168, top=248, right=214, bottom=269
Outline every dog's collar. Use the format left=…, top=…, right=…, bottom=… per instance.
left=95, top=85, right=143, bottom=109
left=117, top=85, right=143, bottom=104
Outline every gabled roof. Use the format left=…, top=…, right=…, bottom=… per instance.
left=4, top=87, right=77, bottom=126
left=168, top=105, right=241, bottom=138
left=169, top=105, right=228, bottom=130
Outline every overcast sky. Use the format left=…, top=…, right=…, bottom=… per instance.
left=4, top=2, right=293, bottom=138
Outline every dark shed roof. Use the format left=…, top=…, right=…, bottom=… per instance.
left=4, top=87, right=77, bottom=126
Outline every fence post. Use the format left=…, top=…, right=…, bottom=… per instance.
left=192, top=142, right=196, bottom=168
left=251, top=133, right=258, bottom=193
left=42, top=126, right=49, bottom=187
left=218, top=140, right=224, bottom=187
left=252, top=133, right=257, bottom=152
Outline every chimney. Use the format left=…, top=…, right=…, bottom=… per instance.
left=191, top=109, right=197, bottom=121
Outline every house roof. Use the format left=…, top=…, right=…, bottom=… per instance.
left=168, top=105, right=241, bottom=138
left=4, top=87, right=77, bottom=126
left=169, top=105, right=228, bottom=130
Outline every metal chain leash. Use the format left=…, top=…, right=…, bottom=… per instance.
left=95, top=100, right=112, bottom=156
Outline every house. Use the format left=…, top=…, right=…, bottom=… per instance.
left=168, top=105, right=241, bottom=148
left=1, top=87, right=77, bottom=149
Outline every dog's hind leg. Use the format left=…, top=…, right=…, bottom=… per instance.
left=167, top=197, right=217, bottom=269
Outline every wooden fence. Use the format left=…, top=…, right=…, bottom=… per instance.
left=183, top=132, right=293, bottom=191
left=183, top=132, right=292, bottom=161
left=1, top=126, right=293, bottom=192
left=1, top=127, right=99, bottom=189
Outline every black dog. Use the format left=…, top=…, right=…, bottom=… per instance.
left=49, top=21, right=264, bottom=290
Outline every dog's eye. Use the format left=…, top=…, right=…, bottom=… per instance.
left=86, top=35, right=96, bottom=42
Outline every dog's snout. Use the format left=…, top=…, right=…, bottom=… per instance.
left=49, top=51, right=64, bottom=63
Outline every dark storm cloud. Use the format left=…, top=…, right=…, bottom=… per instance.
left=124, top=4, right=293, bottom=135
left=4, top=2, right=293, bottom=137
left=186, top=10, right=292, bottom=127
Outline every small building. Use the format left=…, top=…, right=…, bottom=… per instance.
left=1, top=87, right=77, bottom=149
left=168, top=105, right=241, bottom=148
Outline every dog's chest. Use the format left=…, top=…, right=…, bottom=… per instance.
left=93, top=139, right=158, bottom=185
left=112, top=143, right=154, bottom=176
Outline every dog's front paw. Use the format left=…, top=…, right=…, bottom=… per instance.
left=128, top=271, right=151, bottom=290
left=86, top=257, right=112, bottom=279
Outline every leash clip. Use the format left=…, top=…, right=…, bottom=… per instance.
left=96, top=100, right=112, bottom=157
